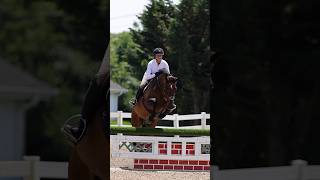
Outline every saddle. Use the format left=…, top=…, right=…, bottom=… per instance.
left=61, top=110, right=109, bottom=145
left=142, top=78, right=160, bottom=106
left=61, top=77, right=109, bottom=145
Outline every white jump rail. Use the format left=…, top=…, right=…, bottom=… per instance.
left=111, top=134, right=210, bottom=160
left=2, top=157, right=320, bottom=179
left=212, top=160, right=320, bottom=180
left=110, top=111, right=210, bottom=129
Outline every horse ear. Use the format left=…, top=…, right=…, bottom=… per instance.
left=171, top=77, right=178, bottom=82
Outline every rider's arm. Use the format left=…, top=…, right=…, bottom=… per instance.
left=144, top=62, right=156, bottom=80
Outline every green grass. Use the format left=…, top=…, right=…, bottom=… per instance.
left=110, top=119, right=132, bottom=125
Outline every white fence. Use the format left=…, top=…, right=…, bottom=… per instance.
left=110, top=134, right=210, bottom=160
left=110, top=111, right=210, bottom=129
left=213, top=160, right=320, bottom=180
left=2, top=158, right=320, bottom=180
left=0, top=156, right=67, bottom=179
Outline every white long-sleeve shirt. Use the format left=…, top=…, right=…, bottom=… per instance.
left=140, top=59, right=170, bottom=85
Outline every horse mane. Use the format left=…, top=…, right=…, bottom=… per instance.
left=158, top=68, right=170, bottom=75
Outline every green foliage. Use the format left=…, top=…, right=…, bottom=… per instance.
left=168, top=0, right=210, bottom=113
left=110, top=32, right=140, bottom=111
left=213, top=0, right=320, bottom=168
left=0, top=0, right=107, bottom=161
left=130, top=0, right=177, bottom=78
left=128, top=0, right=210, bottom=114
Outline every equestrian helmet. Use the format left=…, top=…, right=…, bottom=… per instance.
left=153, top=48, right=164, bottom=55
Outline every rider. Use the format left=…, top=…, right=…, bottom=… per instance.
left=64, top=48, right=109, bottom=142
left=131, top=48, right=176, bottom=116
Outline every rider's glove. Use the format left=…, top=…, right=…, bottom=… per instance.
left=155, top=72, right=161, bottom=77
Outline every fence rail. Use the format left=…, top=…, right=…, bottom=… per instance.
left=0, top=156, right=67, bottom=179
left=110, top=111, right=210, bottom=129
left=110, top=134, right=210, bottom=160
left=212, top=160, right=320, bottom=180
left=2, top=158, right=320, bottom=179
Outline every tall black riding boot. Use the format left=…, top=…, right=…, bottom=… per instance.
left=133, top=87, right=143, bottom=105
left=81, top=77, right=108, bottom=120
left=63, top=76, right=108, bottom=144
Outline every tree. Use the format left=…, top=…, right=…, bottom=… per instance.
left=168, top=0, right=210, bottom=114
left=110, top=32, right=140, bottom=111
left=0, top=0, right=108, bottom=161
left=128, top=0, right=210, bottom=115
left=213, top=0, right=320, bottom=168
left=130, top=0, right=177, bottom=79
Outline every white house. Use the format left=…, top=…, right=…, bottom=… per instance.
left=0, top=59, right=57, bottom=162
left=110, top=81, right=128, bottom=112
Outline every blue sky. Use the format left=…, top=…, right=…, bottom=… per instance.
left=110, top=0, right=180, bottom=33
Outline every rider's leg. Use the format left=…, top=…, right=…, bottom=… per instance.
left=66, top=47, right=109, bottom=141
left=70, top=75, right=109, bottom=138
left=65, top=76, right=105, bottom=140
left=81, top=76, right=107, bottom=121
left=135, top=86, right=143, bottom=103
left=132, top=80, right=149, bottom=105
left=82, top=46, right=109, bottom=121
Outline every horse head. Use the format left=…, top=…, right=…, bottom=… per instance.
left=166, top=75, right=178, bottom=96
left=157, top=69, right=178, bottom=98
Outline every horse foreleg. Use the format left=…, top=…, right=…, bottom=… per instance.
left=150, top=117, right=160, bottom=128
left=131, top=110, right=143, bottom=128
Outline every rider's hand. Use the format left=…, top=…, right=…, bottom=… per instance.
left=155, top=72, right=161, bottom=77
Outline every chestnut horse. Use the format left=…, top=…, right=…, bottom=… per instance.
left=63, top=47, right=109, bottom=180
left=131, top=69, right=178, bottom=128
left=68, top=102, right=108, bottom=180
